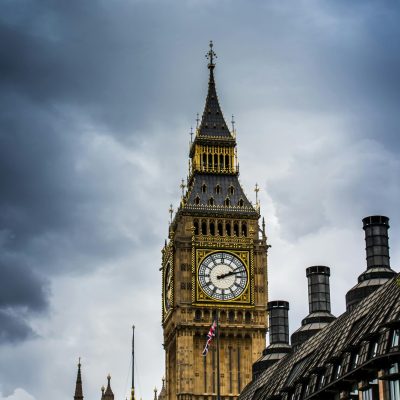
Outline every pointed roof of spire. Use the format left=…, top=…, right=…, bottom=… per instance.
left=198, top=41, right=231, bottom=138
left=102, top=374, right=114, bottom=400
left=74, top=358, right=84, bottom=400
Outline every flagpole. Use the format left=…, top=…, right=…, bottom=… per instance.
left=216, top=310, right=221, bottom=400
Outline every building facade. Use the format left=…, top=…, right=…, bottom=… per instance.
left=239, top=216, right=399, bottom=400
left=161, top=42, right=269, bottom=400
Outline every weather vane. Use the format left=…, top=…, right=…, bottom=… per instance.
left=206, top=40, right=217, bottom=68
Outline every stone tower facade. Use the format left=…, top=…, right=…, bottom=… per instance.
left=161, top=43, right=269, bottom=400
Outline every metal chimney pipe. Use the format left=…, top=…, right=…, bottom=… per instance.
left=268, top=301, right=289, bottom=345
left=306, top=266, right=331, bottom=314
left=363, top=215, right=390, bottom=269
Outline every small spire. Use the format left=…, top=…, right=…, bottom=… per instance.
left=74, top=358, right=84, bottom=400
left=103, top=375, right=114, bottom=400
left=206, top=40, right=217, bottom=69
left=154, top=387, right=158, bottom=400
left=189, top=126, right=193, bottom=143
left=169, top=204, right=173, bottom=223
left=231, top=115, right=235, bottom=132
left=196, top=113, right=200, bottom=129
left=180, top=179, right=186, bottom=198
left=254, top=183, right=260, bottom=203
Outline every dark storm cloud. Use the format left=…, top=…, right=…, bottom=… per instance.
left=0, top=262, right=47, bottom=343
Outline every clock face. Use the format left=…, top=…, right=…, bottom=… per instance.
left=164, top=262, right=172, bottom=312
left=198, top=251, right=248, bottom=301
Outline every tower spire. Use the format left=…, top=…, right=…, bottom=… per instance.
left=74, top=358, right=84, bottom=400
left=198, top=41, right=231, bottom=138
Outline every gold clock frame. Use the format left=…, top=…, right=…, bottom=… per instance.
left=162, top=244, right=174, bottom=321
left=192, top=243, right=254, bottom=308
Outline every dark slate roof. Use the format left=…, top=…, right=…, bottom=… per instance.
left=198, top=66, right=232, bottom=138
left=239, top=273, right=400, bottom=400
left=182, top=173, right=258, bottom=217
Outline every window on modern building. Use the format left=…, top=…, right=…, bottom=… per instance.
left=351, top=352, right=360, bottom=369
left=391, top=329, right=400, bottom=349
left=369, top=341, right=379, bottom=358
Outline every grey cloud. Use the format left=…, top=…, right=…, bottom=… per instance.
left=0, top=310, right=37, bottom=344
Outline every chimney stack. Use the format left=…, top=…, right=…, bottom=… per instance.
left=363, top=215, right=390, bottom=269
left=291, top=266, right=335, bottom=351
left=252, top=301, right=291, bottom=379
left=346, top=216, right=396, bottom=311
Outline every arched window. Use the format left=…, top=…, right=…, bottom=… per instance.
left=225, top=154, right=230, bottom=169
left=237, top=311, right=243, bottom=323
left=241, top=222, right=247, bottom=237
left=208, top=154, right=212, bottom=169
left=228, top=311, right=235, bottom=322
left=217, top=221, right=223, bottom=236
left=209, top=221, right=215, bottom=236
left=201, top=220, right=207, bottom=235
left=193, top=220, right=199, bottom=235
left=245, top=312, right=251, bottom=323
left=215, top=185, right=221, bottom=194
left=238, top=199, right=244, bottom=207
left=208, top=197, right=214, bottom=206
left=225, top=198, right=230, bottom=207
left=195, top=310, right=201, bottom=321
left=219, top=154, right=224, bottom=170
left=202, top=154, right=207, bottom=169
left=226, top=222, right=231, bottom=236
left=195, top=196, right=200, bottom=205
left=234, top=222, right=239, bottom=236
left=201, top=184, right=207, bottom=193
left=214, top=154, right=218, bottom=169
left=229, top=185, right=235, bottom=195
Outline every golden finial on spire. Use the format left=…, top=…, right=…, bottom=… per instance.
left=206, top=40, right=217, bottom=68
left=180, top=179, right=186, bottom=198
left=254, top=183, right=260, bottom=211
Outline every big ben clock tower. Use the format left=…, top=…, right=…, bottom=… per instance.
left=161, top=42, right=269, bottom=400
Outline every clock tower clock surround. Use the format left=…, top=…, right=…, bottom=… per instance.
left=161, top=42, right=269, bottom=400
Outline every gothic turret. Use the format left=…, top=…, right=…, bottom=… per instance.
left=101, top=375, right=114, bottom=400
left=74, top=359, right=84, bottom=400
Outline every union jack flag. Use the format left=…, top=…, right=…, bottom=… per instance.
left=202, top=319, right=217, bottom=356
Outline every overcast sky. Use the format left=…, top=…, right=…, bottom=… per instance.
left=1, top=1, right=400, bottom=399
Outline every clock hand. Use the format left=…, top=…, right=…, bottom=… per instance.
left=216, top=270, right=244, bottom=280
